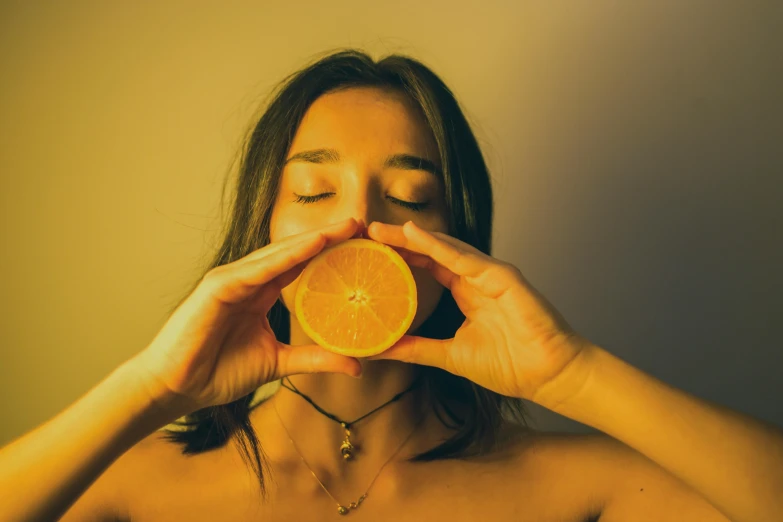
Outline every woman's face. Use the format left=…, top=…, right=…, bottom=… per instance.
left=270, top=86, right=448, bottom=335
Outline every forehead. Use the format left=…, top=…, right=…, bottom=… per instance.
left=288, top=87, right=439, bottom=162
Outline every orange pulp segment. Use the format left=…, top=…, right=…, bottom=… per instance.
left=294, top=238, right=417, bottom=357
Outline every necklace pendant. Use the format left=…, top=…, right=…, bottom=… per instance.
left=340, top=439, right=355, bottom=461
left=340, top=426, right=355, bottom=461
left=337, top=505, right=349, bottom=515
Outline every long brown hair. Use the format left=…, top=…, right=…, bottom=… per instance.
left=159, top=48, right=531, bottom=497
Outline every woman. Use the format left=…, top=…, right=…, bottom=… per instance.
left=1, top=49, right=780, bottom=521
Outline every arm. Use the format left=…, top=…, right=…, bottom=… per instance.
left=535, top=342, right=783, bottom=522
left=0, top=358, right=180, bottom=522
left=0, top=222, right=367, bottom=522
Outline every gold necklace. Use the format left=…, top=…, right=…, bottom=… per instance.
left=273, top=400, right=425, bottom=516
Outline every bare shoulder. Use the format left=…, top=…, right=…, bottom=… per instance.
left=60, top=430, right=179, bottom=521
left=100, top=429, right=185, bottom=483
left=500, top=426, right=616, bottom=469
left=501, top=429, right=621, bottom=495
left=486, top=428, right=610, bottom=519
left=113, top=428, right=208, bottom=498
left=512, top=430, right=731, bottom=522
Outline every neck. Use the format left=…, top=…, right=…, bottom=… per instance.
left=250, top=314, right=452, bottom=494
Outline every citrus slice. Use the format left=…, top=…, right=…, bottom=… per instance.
left=294, top=238, right=417, bottom=357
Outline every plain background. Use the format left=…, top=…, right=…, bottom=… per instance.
left=1, top=1, right=781, bottom=447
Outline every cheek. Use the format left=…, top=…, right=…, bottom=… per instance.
left=409, top=266, right=444, bottom=332
left=279, top=274, right=300, bottom=313
left=269, top=208, right=311, bottom=243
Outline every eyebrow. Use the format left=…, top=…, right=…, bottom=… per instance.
left=284, top=148, right=442, bottom=177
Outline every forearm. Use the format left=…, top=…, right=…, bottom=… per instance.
left=535, top=342, right=783, bottom=522
left=0, top=358, right=179, bottom=522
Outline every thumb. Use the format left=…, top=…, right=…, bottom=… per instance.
left=275, top=343, right=363, bottom=379
left=366, top=335, right=450, bottom=370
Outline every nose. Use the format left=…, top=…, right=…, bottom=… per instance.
left=351, top=220, right=370, bottom=239
left=342, top=183, right=382, bottom=239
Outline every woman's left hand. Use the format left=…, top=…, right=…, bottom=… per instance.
left=366, top=220, right=593, bottom=403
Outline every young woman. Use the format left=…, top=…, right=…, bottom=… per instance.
left=1, top=50, right=780, bottom=522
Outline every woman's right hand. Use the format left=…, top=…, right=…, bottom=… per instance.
left=128, top=217, right=364, bottom=419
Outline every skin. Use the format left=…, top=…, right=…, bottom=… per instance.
left=56, top=86, right=735, bottom=522
left=259, top=86, right=458, bottom=490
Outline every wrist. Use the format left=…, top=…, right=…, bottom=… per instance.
left=115, top=355, right=196, bottom=430
left=530, top=339, right=602, bottom=412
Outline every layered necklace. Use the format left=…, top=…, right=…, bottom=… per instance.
left=280, top=375, right=423, bottom=461
left=274, top=375, right=425, bottom=515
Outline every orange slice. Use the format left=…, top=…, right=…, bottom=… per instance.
left=294, top=238, right=417, bottom=357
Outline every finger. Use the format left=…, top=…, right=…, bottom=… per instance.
left=429, top=231, right=485, bottom=256
left=369, top=221, right=487, bottom=279
left=369, top=222, right=484, bottom=256
left=367, top=221, right=408, bottom=248
left=236, top=218, right=359, bottom=266
left=274, top=343, right=363, bottom=379
left=365, top=335, right=451, bottom=371
left=202, top=232, right=328, bottom=305
left=396, top=249, right=458, bottom=290
left=243, top=258, right=310, bottom=314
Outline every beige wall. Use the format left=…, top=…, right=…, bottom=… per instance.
left=1, top=1, right=781, bottom=446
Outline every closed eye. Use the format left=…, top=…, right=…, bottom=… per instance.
left=387, top=196, right=429, bottom=212
left=293, top=193, right=430, bottom=212
left=292, top=193, right=333, bottom=204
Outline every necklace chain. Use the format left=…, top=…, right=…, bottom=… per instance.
left=280, top=375, right=424, bottom=462
left=273, top=399, right=425, bottom=516
left=280, top=375, right=423, bottom=428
